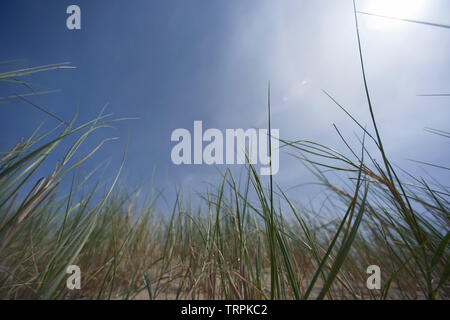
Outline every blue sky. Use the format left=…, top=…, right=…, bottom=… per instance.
left=1, top=0, right=449, bottom=206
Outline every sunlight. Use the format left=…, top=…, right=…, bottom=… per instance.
left=363, top=0, right=426, bottom=30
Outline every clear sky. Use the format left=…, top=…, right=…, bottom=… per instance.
left=1, top=0, right=449, bottom=206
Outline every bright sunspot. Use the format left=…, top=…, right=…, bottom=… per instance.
left=363, top=0, right=426, bottom=30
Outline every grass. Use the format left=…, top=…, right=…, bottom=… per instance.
left=0, top=5, right=448, bottom=300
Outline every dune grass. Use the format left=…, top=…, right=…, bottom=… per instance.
left=0, top=68, right=448, bottom=300
left=0, top=5, right=448, bottom=300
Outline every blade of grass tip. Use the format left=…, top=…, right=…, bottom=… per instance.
left=424, top=128, right=450, bottom=138
left=56, top=137, right=119, bottom=178
left=14, top=93, right=69, bottom=126
left=353, top=0, right=395, bottom=183
left=321, top=90, right=378, bottom=148
left=0, top=62, right=73, bottom=78
left=417, top=94, right=450, bottom=97
left=405, top=159, right=450, bottom=171
left=356, top=11, right=450, bottom=29
left=0, top=89, right=61, bottom=101
left=420, top=179, right=449, bottom=217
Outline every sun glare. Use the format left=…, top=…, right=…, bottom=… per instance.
left=363, top=0, right=426, bottom=30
